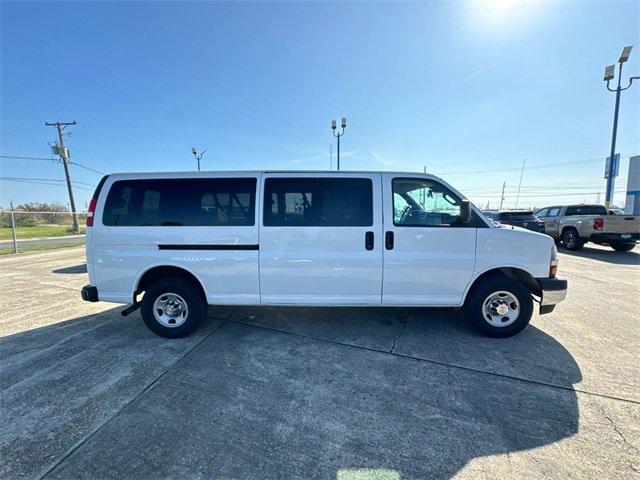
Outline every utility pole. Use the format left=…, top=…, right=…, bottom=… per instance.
left=331, top=117, right=347, bottom=170
left=9, top=199, right=18, bottom=254
left=603, top=46, right=639, bottom=211
left=499, top=181, right=506, bottom=210
left=45, top=121, right=79, bottom=233
left=515, top=159, right=527, bottom=209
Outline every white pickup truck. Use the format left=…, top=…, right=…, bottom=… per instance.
left=81, top=171, right=567, bottom=339
left=534, top=204, right=639, bottom=252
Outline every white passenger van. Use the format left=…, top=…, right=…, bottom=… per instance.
left=81, top=171, right=567, bottom=338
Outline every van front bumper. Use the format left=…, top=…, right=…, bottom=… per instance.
left=81, top=284, right=99, bottom=302
left=536, top=276, right=567, bottom=314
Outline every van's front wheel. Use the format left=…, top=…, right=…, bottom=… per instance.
left=465, top=276, right=533, bottom=337
left=141, top=277, right=206, bottom=338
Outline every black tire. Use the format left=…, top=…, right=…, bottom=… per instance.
left=465, top=275, right=533, bottom=338
left=141, top=277, right=206, bottom=338
left=562, top=229, right=584, bottom=251
left=611, top=242, right=636, bottom=252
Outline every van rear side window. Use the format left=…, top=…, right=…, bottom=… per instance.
left=264, top=178, right=373, bottom=227
left=102, top=178, right=256, bottom=226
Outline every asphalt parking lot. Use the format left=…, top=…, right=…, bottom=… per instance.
left=1, top=246, right=639, bottom=479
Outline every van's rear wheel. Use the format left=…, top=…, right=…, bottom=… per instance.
left=465, top=276, right=533, bottom=337
left=141, top=277, right=205, bottom=338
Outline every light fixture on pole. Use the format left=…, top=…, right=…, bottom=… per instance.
left=191, top=147, right=207, bottom=172
left=603, top=45, right=639, bottom=210
left=331, top=117, right=347, bottom=170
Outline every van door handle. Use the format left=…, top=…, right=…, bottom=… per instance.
left=385, top=231, right=394, bottom=250
left=365, top=231, right=374, bottom=250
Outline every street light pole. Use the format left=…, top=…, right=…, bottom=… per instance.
left=603, top=46, right=639, bottom=210
left=331, top=117, right=347, bottom=171
left=191, top=147, right=207, bottom=172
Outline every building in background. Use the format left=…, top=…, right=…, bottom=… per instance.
left=625, top=155, right=640, bottom=214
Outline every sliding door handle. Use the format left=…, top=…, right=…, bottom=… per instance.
left=385, top=231, right=394, bottom=250
left=365, top=231, right=374, bottom=250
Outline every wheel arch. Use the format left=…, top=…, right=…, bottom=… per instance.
left=134, top=264, right=207, bottom=303
left=561, top=225, right=579, bottom=236
left=463, top=266, right=540, bottom=305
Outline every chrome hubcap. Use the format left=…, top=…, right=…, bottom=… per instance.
left=153, top=293, right=188, bottom=328
left=482, top=291, right=520, bottom=327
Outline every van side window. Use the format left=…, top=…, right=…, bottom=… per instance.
left=103, top=178, right=256, bottom=226
left=265, top=178, right=315, bottom=226
left=317, top=178, right=372, bottom=226
left=264, top=178, right=373, bottom=227
left=392, top=178, right=464, bottom=227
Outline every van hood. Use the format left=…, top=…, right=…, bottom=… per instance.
left=496, top=224, right=552, bottom=243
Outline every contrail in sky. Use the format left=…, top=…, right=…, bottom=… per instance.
left=463, top=66, right=486, bottom=83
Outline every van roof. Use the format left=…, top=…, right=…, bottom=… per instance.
left=104, top=170, right=445, bottom=179
left=99, top=171, right=464, bottom=200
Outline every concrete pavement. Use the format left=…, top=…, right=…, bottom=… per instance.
left=0, top=245, right=638, bottom=479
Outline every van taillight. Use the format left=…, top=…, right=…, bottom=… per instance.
left=86, top=197, right=97, bottom=227
left=593, top=217, right=603, bottom=230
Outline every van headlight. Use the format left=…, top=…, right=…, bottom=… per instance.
left=550, top=245, right=558, bottom=278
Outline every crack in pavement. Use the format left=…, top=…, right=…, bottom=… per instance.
left=389, top=308, right=410, bottom=354
left=36, top=319, right=230, bottom=480
left=229, top=319, right=640, bottom=405
left=597, top=404, right=640, bottom=456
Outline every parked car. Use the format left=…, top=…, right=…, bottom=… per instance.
left=534, top=204, right=639, bottom=252
left=81, top=171, right=567, bottom=339
left=609, top=208, right=626, bottom=215
left=482, top=210, right=545, bottom=233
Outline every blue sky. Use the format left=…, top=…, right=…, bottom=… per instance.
left=1, top=0, right=639, bottom=210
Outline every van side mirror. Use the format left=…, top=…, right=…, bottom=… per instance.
left=460, top=199, right=471, bottom=224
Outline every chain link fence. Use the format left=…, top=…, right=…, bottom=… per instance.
left=0, top=210, right=87, bottom=254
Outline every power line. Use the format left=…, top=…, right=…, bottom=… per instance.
left=470, top=189, right=627, bottom=198
left=68, top=160, right=105, bottom=175
left=0, top=177, right=94, bottom=191
left=1, top=153, right=106, bottom=175
left=0, top=155, right=57, bottom=161
left=435, top=153, right=638, bottom=176
left=0, top=176, right=96, bottom=187
left=464, top=184, right=612, bottom=193
left=428, top=140, right=640, bottom=170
